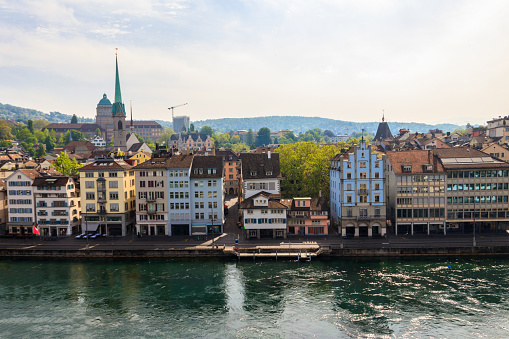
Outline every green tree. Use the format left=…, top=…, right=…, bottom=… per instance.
left=256, top=127, right=271, bottom=146
left=190, top=123, right=195, bottom=132
left=27, top=120, right=34, bottom=134
left=200, top=126, right=214, bottom=137
left=232, top=142, right=249, bottom=152
left=95, top=128, right=102, bottom=137
left=35, top=131, right=45, bottom=143
left=44, top=136, right=55, bottom=152
left=453, top=127, right=468, bottom=136
left=61, top=130, right=86, bottom=144
left=33, top=119, right=50, bottom=131
left=0, top=140, right=13, bottom=147
left=276, top=142, right=340, bottom=200
left=0, top=120, right=13, bottom=140
left=71, top=114, right=78, bottom=124
left=246, top=128, right=255, bottom=146
left=53, top=151, right=80, bottom=175
left=18, top=128, right=37, bottom=144
left=156, top=127, right=175, bottom=145
left=35, top=144, right=46, bottom=158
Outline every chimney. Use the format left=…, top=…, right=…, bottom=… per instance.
left=268, top=151, right=271, bottom=159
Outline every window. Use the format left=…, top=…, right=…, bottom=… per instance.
left=346, top=195, right=352, bottom=204
left=109, top=181, right=118, bottom=188
left=86, top=204, right=95, bottom=212
left=85, top=172, right=94, bottom=178
left=359, top=173, right=367, bottom=179
left=360, top=162, right=367, bottom=168
left=85, top=181, right=94, bottom=189
left=86, top=192, right=95, bottom=200
left=109, top=172, right=118, bottom=177
left=346, top=173, right=352, bottom=179
left=374, top=172, right=380, bottom=179
left=374, top=183, right=380, bottom=190
left=110, top=203, right=119, bottom=212
left=110, top=192, right=119, bottom=200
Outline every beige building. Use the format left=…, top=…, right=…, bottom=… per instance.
left=79, top=159, right=136, bottom=236
left=385, top=150, right=446, bottom=235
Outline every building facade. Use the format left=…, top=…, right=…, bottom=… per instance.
left=34, top=176, right=80, bottom=236
left=282, top=197, right=328, bottom=235
left=216, top=150, right=241, bottom=196
left=330, top=141, right=386, bottom=237
left=5, top=169, right=39, bottom=235
left=169, top=133, right=213, bottom=152
left=240, top=192, right=288, bottom=239
left=240, top=152, right=281, bottom=199
left=173, top=115, right=190, bottom=134
left=385, top=150, right=446, bottom=235
left=79, top=159, right=136, bottom=236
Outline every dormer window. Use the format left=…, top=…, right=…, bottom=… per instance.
left=423, top=164, right=433, bottom=172
left=251, top=171, right=257, bottom=176
left=266, top=171, right=272, bottom=176
left=402, top=165, right=412, bottom=173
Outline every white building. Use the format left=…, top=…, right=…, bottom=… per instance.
left=240, top=192, right=288, bottom=239
left=91, top=135, right=106, bottom=147
left=5, top=169, right=39, bottom=235
left=240, top=152, right=281, bottom=199
left=33, top=176, right=81, bottom=236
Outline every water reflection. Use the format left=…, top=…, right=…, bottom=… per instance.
left=0, top=257, right=509, bottom=337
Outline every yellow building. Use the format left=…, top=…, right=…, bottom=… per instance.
left=78, top=159, right=136, bottom=236
left=129, top=151, right=151, bottom=165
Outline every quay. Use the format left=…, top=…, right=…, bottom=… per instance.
left=1, top=233, right=509, bottom=258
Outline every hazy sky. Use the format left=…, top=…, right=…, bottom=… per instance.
left=1, top=0, right=509, bottom=125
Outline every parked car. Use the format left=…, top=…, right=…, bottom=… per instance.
left=75, top=233, right=85, bottom=239
left=90, top=233, right=101, bottom=239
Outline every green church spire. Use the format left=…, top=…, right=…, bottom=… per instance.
left=114, top=54, right=122, bottom=104
left=112, top=51, right=126, bottom=117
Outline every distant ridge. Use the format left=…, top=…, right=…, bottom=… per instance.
left=0, top=103, right=461, bottom=135
left=191, top=116, right=461, bottom=135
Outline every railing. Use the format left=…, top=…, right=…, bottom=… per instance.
left=147, top=210, right=156, bottom=215
left=98, top=210, right=107, bottom=215
left=146, top=197, right=156, bottom=202
left=358, top=189, right=369, bottom=195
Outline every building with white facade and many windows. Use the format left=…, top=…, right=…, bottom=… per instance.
left=330, top=141, right=386, bottom=237
left=5, top=169, right=40, bottom=235
left=240, top=192, right=288, bottom=239
left=190, top=156, right=224, bottom=235
left=240, top=152, right=281, bottom=199
left=33, top=176, right=81, bottom=236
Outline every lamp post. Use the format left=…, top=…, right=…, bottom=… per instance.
left=473, top=198, right=476, bottom=247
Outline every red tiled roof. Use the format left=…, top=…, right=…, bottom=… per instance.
left=385, top=150, right=445, bottom=174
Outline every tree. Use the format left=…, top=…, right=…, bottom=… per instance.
left=200, top=126, right=214, bottom=137
left=453, top=127, right=468, bottom=136
left=44, top=135, right=55, bottom=152
left=95, top=128, right=102, bottom=137
left=27, top=120, right=34, bottom=134
left=71, top=114, right=78, bottom=124
left=53, top=151, right=80, bottom=175
left=35, top=144, right=46, bottom=158
left=0, top=120, right=13, bottom=140
left=190, top=123, right=195, bottom=132
left=256, top=127, right=271, bottom=146
left=33, top=119, right=50, bottom=131
left=232, top=142, right=249, bottom=152
left=324, top=130, right=335, bottom=138
left=246, top=128, right=255, bottom=146
left=0, top=140, right=13, bottom=147
left=156, top=127, right=175, bottom=145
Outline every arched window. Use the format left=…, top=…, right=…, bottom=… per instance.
left=118, top=121, right=123, bottom=130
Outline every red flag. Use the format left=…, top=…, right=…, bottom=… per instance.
left=33, top=225, right=40, bottom=236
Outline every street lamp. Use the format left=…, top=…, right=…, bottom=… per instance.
left=473, top=198, right=476, bottom=247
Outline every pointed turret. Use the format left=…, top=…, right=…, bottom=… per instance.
left=112, top=53, right=126, bottom=117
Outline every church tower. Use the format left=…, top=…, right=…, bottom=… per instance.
left=112, top=52, right=127, bottom=152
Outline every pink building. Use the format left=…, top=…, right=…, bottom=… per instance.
left=281, top=197, right=328, bottom=235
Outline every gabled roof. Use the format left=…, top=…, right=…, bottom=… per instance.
left=240, top=152, right=281, bottom=179
left=385, top=150, right=445, bottom=174
left=79, top=159, right=133, bottom=171
left=165, top=154, right=194, bottom=169
left=33, top=176, right=70, bottom=187
left=190, top=156, right=223, bottom=178
left=240, top=191, right=288, bottom=209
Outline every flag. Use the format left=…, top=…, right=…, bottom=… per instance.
left=33, top=225, right=40, bottom=236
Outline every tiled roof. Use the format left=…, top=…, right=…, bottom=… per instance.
left=386, top=150, right=445, bottom=174
left=133, top=157, right=169, bottom=169
left=131, top=121, right=162, bottom=127
left=240, top=152, right=281, bottom=179
left=18, top=169, right=42, bottom=180
left=240, top=192, right=288, bottom=209
left=63, top=141, right=97, bottom=153
left=79, top=159, right=133, bottom=171
left=165, top=154, right=194, bottom=169
left=190, top=156, right=223, bottom=178
left=33, top=176, right=69, bottom=187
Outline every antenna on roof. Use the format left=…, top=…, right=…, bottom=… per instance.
left=361, top=128, right=364, bottom=143
left=382, top=109, right=385, bottom=122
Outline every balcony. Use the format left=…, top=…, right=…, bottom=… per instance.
left=147, top=209, right=156, bottom=215
left=98, top=209, right=107, bottom=215
left=356, top=215, right=372, bottom=221
left=358, top=189, right=369, bottom=195
left=146, top=197, right=156, bottom=203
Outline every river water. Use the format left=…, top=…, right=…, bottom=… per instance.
left=0, top=257, right=508, bottom=338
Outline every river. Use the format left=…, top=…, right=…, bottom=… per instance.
left=0, top=257, right=508, bottom=338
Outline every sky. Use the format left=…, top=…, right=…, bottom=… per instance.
left=1, top=0, right=509, bottom=126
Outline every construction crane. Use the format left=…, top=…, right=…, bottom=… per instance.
left=168, top=103, right=188, bottom=120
